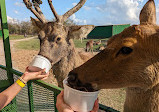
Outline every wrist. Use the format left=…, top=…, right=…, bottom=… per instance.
left=16, top=79, right=26, bottom=88
left=21, top=73, right=29, bottom=83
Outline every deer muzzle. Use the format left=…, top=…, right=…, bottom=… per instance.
left=67, top=71, right=96, bottom=92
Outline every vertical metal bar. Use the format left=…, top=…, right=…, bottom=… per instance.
left=0, top=0, right=13, bottom=84
left=54, top=92, right=58, bottom=112
left=54, top=91, right=61, bottom=112
left=27, top=81, right=34, bottom=112
left=0, top=0, right=17, bottom=111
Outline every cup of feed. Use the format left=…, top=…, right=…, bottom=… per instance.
left=63, top=78, right=99, bottom=112
left=28, top=55, right=51, bottom=73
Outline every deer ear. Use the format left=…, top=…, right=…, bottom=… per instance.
left=139, top=0, right=156, bottom=25
left=68, top=25, right=95, bottom=39
left=30, top=17, right=44, bottom=30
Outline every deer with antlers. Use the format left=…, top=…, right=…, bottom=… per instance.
left=67, top=0, right=159, bottom=112
left=23, top=0, right=94, bottom=87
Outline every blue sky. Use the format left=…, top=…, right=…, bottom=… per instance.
left=5, top=0, right=159, bottom=25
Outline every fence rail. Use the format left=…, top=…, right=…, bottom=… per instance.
left=0, top=65, right=119, bottom=112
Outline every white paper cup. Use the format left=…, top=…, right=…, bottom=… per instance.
left=63, top=78, right=99, bottom=112
left=28, top=55, right=51, bottom=73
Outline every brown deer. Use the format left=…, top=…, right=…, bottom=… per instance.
left=86, top=40, right=94, bottom=53
left=23, top=0, right=94, bottom=87
left=67, top=0, right=159, bottom=112
left=94, top=40, right=101, bottom=45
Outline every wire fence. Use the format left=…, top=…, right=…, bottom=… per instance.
left=0, top=65, right=119, bottom=112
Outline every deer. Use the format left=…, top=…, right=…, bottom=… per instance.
left=23, top=0, right=94, bottom=87
left=67, top=0, right=159, bottom=112
left=94, top=40, right=101, bottom=45
left=86, top=40, right=94, bottom=53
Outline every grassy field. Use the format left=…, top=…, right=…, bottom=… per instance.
left=15, top=38, right=40, bottom=50
left=0, top=34, right=33, bottom=40
left=15, top=38, right=109, bottom=51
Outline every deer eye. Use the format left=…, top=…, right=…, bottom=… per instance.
left=120, top=47, right=133, bottom=54
left=57, top=37, right=61, bottom=41
left=116, top=47, right=133, bottom=57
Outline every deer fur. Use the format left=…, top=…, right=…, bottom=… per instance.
left=68, top=0, right=159, bottom=112
left=52, top=39, right=94, bottom=87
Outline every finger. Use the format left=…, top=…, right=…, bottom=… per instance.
left=45, top=72, right=49, bottom=75
left=58, top=91, right=64, bottom=99
left=42, top=68, right=46, bottom=73
left=57, top=91, right=64, bottom=103
left=39, top=68, right=46, bottom=75
left=39, top=73, right=49, bottom=78
left=60, top=90, right=64, bottom=96
left=25, top=66, right=29, bottom=72
left=36, top=74, right=49, bottom=79
left=36, top=69, right=44, bottom=75
left=91, top=99, right=99, bottom=112
left=56, top=91, right=65, bottom=111
left=41, top=76, right=49, bottom=80
left=59, top=90, right=64, bottom=97
left=41, top=77, right=47, bottom=80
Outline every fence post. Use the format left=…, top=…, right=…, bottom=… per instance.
left=54, top=92, right=58, bottom=112
left=27, top=81, right=35, bottom=112
left=0, top=0, right=17, bottom=111
left=0, top=0, right=13, bottom=84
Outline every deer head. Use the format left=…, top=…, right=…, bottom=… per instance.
left=68, top=0, right=159, bottom=91
left=23, top=0, right=94, bottom=64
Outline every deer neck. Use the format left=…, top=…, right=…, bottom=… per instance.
left=53, top=39, right=83, bottom=87
left=58, top=39, right=84, bottom=69
left=124, top=61, right=159, bottom=112
left=124, top=85, right=159, bottom=112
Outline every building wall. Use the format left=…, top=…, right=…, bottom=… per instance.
left=87, top=24, right=130, bottom=39
left=112, top=24, right=130, bottom=36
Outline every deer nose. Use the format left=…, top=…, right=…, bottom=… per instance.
left=68, top=72, right=78, bottom=85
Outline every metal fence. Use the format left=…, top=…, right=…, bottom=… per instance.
left=0, top=66, right=119, bottom=112
left=0, top=0, right=119, bottom=111
left=0, top=65, right=62, bottom=112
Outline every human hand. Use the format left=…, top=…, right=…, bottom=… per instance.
left=56, top=90, right=99, bottom=112
left=21, top=67, right=49, bottom=83
left=56, top=91, right=74, bottom=112
left=90, top=98, right=99, bottom=112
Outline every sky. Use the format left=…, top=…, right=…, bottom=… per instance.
left=5, top=0, right=159, bottom=25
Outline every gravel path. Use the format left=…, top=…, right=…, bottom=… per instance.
left=0, top=36, right=37, bottom=66
left=0, top=40, right=5, bottom=65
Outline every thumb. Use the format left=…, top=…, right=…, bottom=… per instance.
left=90, top=99, right=99, bottom=112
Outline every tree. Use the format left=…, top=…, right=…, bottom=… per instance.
left=7, top=19, right=75, bottom=35
left=64, top=18, right=76, bottom=26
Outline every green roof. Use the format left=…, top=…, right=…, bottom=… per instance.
left=88, top=24, right=130, bottom=39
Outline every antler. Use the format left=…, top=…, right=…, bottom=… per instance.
left=47, top=0, right=86, bottom=23
left=62, top=0, right=86, bottom=22
left=24, top=0, right=86, bottom=23
left=47, top=0, right=60, bottom=22
left=23, top=0, right=46, bottom=23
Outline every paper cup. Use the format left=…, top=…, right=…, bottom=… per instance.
left=63, top=78, right=99, bottom=112
left=28, top=55, right=51, bottom=73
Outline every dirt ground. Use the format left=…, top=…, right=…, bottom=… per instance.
left=0, top=38, right=126, bottom=112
